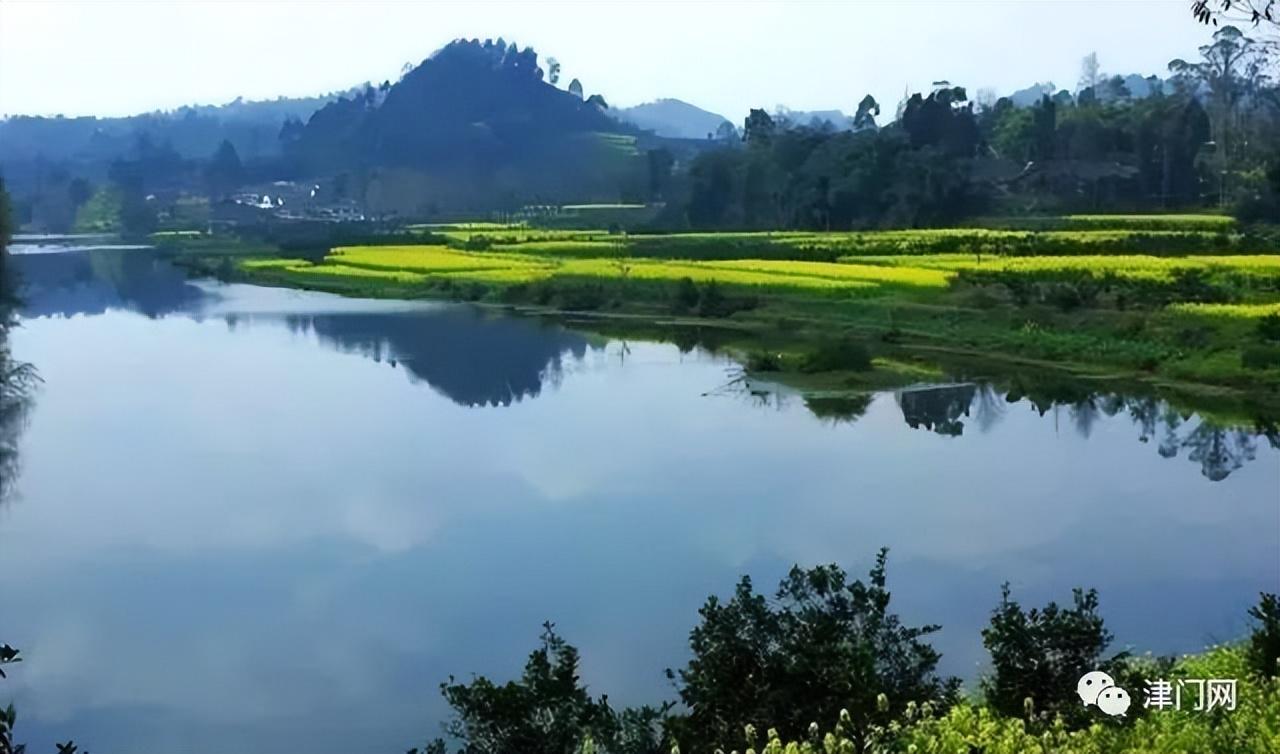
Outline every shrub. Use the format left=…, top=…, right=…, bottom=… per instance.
left=434, top=623, right=667, bottom=754
left=1247, top=592, right=1280, bottom=680
left=672, top=276, right=700, bottom=313
left=980, top=584, right=1120, bottom=727
left=1242, top=345, right=1280, bottom=370
left=1256, top=314, right=1280, bottom=342
left=665, top=551, right=959, bottom=749
left=746, top=351, right=782, bottom=372
left=801, top=339, right=872, bottom=373
left=696, top=280, right=756, bottom=318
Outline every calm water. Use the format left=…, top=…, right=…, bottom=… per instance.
left=1, top=247, right=1277, bottom=753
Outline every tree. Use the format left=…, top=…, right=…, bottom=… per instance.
left=432, top=623, right=666, bottom=754
left=1246, top=592, right=1280, bottom=679
left=742, top=108, right=776, bottom=146
left=1079, top=52, right=1104, bottom=93
left=205, top=139, right=244, bottom=199
left=1191, top=0, right=1278, bottom=29
left=546, top=57, right=561, bottom=86
left=567, top=78, right=584, bottom=99
left=67, top=178, right=92, bottom=210
left=853, top=94, right=881, bottom=131
left=666, top=551, right=958, bottom=749
left=981, top=584, right=1121, bottom=725
left=646, top=148, right=674, bottom=200
left=713, top=121, right=739, bottom=142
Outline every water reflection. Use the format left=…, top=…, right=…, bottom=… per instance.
left=12, top=247, right=595, bottom=408
left=888, top=383, right=1277, bottom=481
left=1, top=245, right=1276, bottom=754
left=13, top=247, right=206, bottom=318
left=13, top=246, right=1276, bottom=481
left=279, top=311, right=593, bottom=407
left=0, top=245, right=36, bottom=505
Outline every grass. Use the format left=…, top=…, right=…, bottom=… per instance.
left=221, top=216, right=1280, bottom=406
left=978, top=213, right=1239, bottom=232
left=742, top=646, right=1279, bottom=754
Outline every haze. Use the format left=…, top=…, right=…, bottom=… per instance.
left=0, top=0, right=1213, bottom=122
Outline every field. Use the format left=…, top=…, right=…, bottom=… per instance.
left=229, top=215, right=1280, bottom=405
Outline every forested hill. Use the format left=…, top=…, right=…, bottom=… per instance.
left=0, top=91, right=346, bottom=164
left=283, top=38, right=631, bottom=174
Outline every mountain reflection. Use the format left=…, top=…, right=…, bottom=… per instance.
left=890, top=382, right=1276, bottom=481
left=276, top=309, right=595, bottom=407
left=13, top=248, right=207, bottom=318
left=11, top=248, right=595, bottom=409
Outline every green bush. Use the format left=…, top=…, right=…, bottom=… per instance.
left=746, top=351, right=783, bottom=372
left=981, top=585, right=1120, bottom=727
left=665, top=551, right=959, bottom=749
left=1247, top=592, right=1280, bottom=680
left=801, top=339, right=873, bottom=372
left=429, top=623, right=667, bottom=754
left=1242, top=345, right=1280, bottom=370
left=672, top=277, right=700, bottom=313
left=1256, top=314, right=1280, bottom=342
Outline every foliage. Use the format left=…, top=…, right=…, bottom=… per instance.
left=432, top=623, right=666, bottom=754
left=1256, top=313, right=1280, bottom=340
left=981, top=585, right=1119, bottom=726
left=666, top=551, right=959, bottom=749
left=0, top=643, right=82, bottom=754
left=800, top=339, right=873, bottom=373
left=1246, top=593, right=1280, bottom=679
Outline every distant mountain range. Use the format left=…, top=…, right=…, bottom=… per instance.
left=0, top=91, right=350, bottom=164
left=614, top=99, right=731, bottom=140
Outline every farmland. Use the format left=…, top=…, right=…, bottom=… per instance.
left=226, top=216, right=1280, bottom=409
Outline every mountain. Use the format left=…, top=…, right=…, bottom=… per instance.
left=284, top=39, right=646, bottom=213
left=0, top=91, right=349, bottom=165
left=1008, top=82, right=1059, bottom=107
left=614, top=99, right=731, bottom=140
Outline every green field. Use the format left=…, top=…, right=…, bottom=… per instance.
left=226, top=215, right=1280, bottom=407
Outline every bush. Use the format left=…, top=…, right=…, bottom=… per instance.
left=746, top=351, right=782, bottom=372
left=666, top=551, right=959, bottom=749
left=672, top=276, right=700, bottom=313
left=801, top=339, right=873, bottom=372
left=432, top=623, right=667, bottom=754
left=980, top=584, right=1120, bottom=727
left=1241, top=345, right=1280, bottom=370
left=696, top=280, right=756, bottom=318
left=1247, top=592, right=1280, bottom=680
left=1256, top=314, right=1280, bottom=342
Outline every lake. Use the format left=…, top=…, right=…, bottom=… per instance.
left=1, top=246, right=1276, bottom=753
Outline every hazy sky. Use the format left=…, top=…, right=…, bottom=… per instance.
left=0, top=0, right=1219, bottom=122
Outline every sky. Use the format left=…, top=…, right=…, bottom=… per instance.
left=0, top=0, right=1222, bottom=123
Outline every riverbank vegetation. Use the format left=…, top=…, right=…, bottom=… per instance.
left=406, top=554, right=1280, bottom=754
left=218, top=214, right=1280, bottom=410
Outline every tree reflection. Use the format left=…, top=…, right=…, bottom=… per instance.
left=896, top=384, right=977, bottom=436
left=0, top=186, right=37, bottom=505
left=890, top=372, right=1273, bottom=481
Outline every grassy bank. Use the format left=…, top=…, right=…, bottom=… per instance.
left=203, top=216, right=1280, bottom=414
left=761, top=643, right=1278, bottom=754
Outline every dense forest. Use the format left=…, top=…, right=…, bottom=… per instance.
left=675, top=26, right=1280, bottom=229
left=2, top=26, right=1277, bottom=234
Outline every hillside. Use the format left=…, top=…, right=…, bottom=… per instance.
left=614, top=98, right=731, bottom=139
left=0, top=91, right=346, bottom=164
left=283, top=38, right=647, bottom=213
